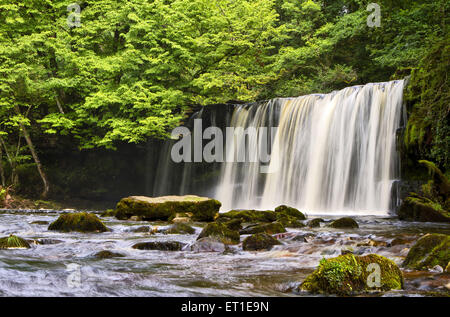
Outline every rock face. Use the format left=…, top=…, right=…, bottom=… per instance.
left=0, top=235, right=31, bottom=249
left=329, top=217, right=359, bottom=229
left=403, top=233, right=450, bottom=270
left=132, top=241, right=186, bottom=251
left=48, top=212, right=109, bottom=233
left=300, top=254, right=403, bottom=296
left=197, top=223, right=240, bottom=245
left=240, top=222, right=286, bottom=235
left=115, top=195, right=221, bottom=222
left=398, top=196, right=449, bottom=222
left=242, top=233, right=281, bottom=251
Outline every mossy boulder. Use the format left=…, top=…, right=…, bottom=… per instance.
left=115, top=195, right=221, bottom=222
left=94, top=250, right=125, bottom=259
left=165, top=223, right=196, bottom=235
left=308, top=218, right=325, bottom=228
left=48, top=212, right=109, bottom=233
left=275, top=205, right=306, bottom=220
left=197, top=223, right=240, bottom=245
left=217, top=209, right=277, bottom=223
left=329, top=217, right=359, bottom=229
left=403, top=234, right=450, bottom=270
left=216, top=218, right=243, bottom=231
left=240, top=222, right=286, bottom=235
left=299, top=254, right=403, bottom=296
left=132, top=241, right=186, bottom=251
left=131, top=226, right=152, bottom=233
left=0, top=235, right=31, bottom=249
left=243, top=233, right=281, bottom=251
left=100, top=209, right=117, bottom=217
left=398, top=196, right=449, bottom=222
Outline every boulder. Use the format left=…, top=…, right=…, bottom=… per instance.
left=197, top=223, right=240, bottom=245
left=131, top=226, right=152, bottom=233
left=299, top=254, right=403, bottom=295
left=0, top=235, right=31, bottom=249
left=240, top=222, right=286, bottom=235
left=48, top=212, right=109, bottom=233
left=307, top=218, right=325, bottom=228
left=329, top=217, right=359, bottom=229
left=115, top=195, right=221, bottom=222
left=398, top=196, right=449, bottom=222
left=132, top=241, right=186, bottom=251
left=100, top=209, right=117, bottom=217
left=276, top=215, right=305, bottom=228
left=275, top=205, right=306, bottom=220
left=30, top=221, right=49, bottom=225
left=189, top=237, right=227, bottom=253
left=216, top=209, right=277, bottom=223
left=403, top=233, right=450, bottom=270
left=242, top=233, right=281, bottom=251
left=164, top=223, right=196, bottom=235
left=94, top=250, right=125, bottom=259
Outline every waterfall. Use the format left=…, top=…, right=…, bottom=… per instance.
left=153, top=80, right=405, bottom=215
left=216, top=80, right=404, bottom=214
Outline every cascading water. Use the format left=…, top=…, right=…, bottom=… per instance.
left=153, top=80, right=405, bottom=215
left=216, top=80, right=405, bottom=214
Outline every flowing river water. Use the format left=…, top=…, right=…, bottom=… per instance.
left=1, top=209, right=449, bottom=297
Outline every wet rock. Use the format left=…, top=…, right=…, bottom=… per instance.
left=131, top=226, right=152, bottom=233
left=329, top=217, right=359, bottom=229
left=170, top=212, right=193, bottom=224
left=48, top=212, right=109, bottom=233
left=36, top=239, right=63, bottom=245
left=239, top=222, right=286, bottom=235
left=357, top=239, right=387, bottom=247
left=164, top=223, right=196, bottom=235
left=307, top=218, right=324, bottom=228
left=398, top=195, right=449, bottom=222
left=217, top=209, right=277, bottom=223
left=100, top=209, right=117, bottom=217
left=299, top=254, right=403, bottom=295
left=341, top=247, right=355, bottom=255
left=403, top=233, right=450, bottom=270
left=274, top=205, right=306, bottom=220
left=387, top=237, right=414, bottom=247
left=276, top=216, right=305, bottom=228
left=242, top=233, right=281, bottom=251
left=197, top=223, right=240, bottom=245
left=288, top=233, right=314, bottom=242
left=189, top=237, right=227, bottom=252
left=115, top=195, right=221, bottom=222
left=429, top=265, right=444, bottom=273
left=132, top=241, right=186, bottom=251
left=0, top=235, right=31, bottom=249
left=30, top=221, right=49, bottom=225
left=94, top=250, right=125, bottom=259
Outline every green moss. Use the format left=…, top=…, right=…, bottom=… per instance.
left=0, top=235, right=31, bottom=249
left=100, top=209, right=117, bottom=217
left=132, top=241, right=186, bottom=251
left=242, top=233, right=281, bottom=251
left=300, top=254, right=403, bottom=296
left=48, top=212, right=109, bottom=233
left=165, top=223, right=196, bottom=235
left=275, top=205, right=306, bottom=220
left=277, top=215, right=305, bottom=228
left=398, top=196, right=449, bottom=222
left=329, top=217, right=359, bottom=229
left=308, top=218, right=324, bottom=228
left=217, top=209, right=277, bottom=223
left=197, top=223, right=240, bottom=245
left=403, top=233, right=450, bottom=270
left=240, top=222, right=286, bottom=235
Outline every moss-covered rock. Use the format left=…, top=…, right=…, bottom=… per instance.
left=398, top=196, right=449, bottom=222
left=94, top=250, right=125, bottom=259
left=217, top=209, right=277, bottom=223
left=0, top=235, right=31, bottom=249
left=48, top=212, right=109, bottom=233
left=197, top=223, right=240, bottom=245
left=308, top=218, right=325, bottom=228
left=243, top=233, right=281, bottom=251
left=275, top=205, right=306, bottom=220
left=132, top=241, right=186, bottom=251
left=403, top=234, right=450, bottom=270
left=276, top=215, right=305, bottom=228
left=165, top=223, right=196, bottom=235
left=131, top=226, right=152, bottom=233
left=299, top=254, right=403, bottom=296
left=30, top=221, right=49, bottom=225
left=329, top=217, right=359, bottom=229
left=100, top=209, right=117, bottom=217
left=240, top=222, right=286, bottom=235
left=115, top=195, right=221, bottom=222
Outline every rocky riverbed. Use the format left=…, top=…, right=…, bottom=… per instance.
left=0, top=208, right=449, bottom=297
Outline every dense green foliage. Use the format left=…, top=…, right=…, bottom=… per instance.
left=0, top=0, right=447, bottom=196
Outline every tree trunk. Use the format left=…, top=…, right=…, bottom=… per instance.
left=14, top=106, right=50, bottom=198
